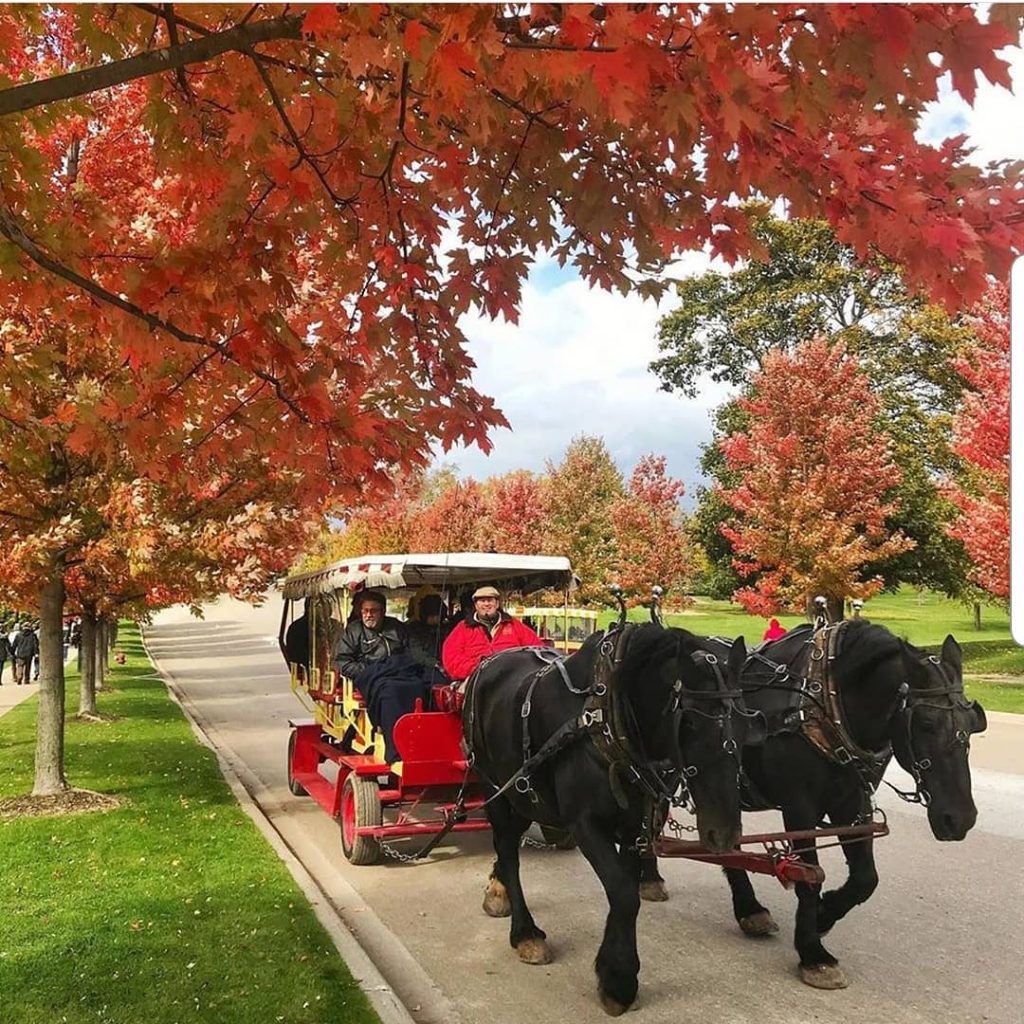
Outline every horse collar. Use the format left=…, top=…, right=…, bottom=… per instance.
left=801, top=621, right=891, bottom=785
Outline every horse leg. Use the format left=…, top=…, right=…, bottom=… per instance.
left=817, top=830, right=878, bottom=936
left=576, top=820, right=642, bottom=1016
left=784, top=806, right=847, bottom=990
left=723, top=866, right=778, bottom=937
left=485, top=797, right=551, bottom=965
left=638, top=849, right=669, bottom=902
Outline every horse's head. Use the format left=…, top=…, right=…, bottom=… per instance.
left=673, top=634, right=763, bottom=854
left=892, top=635, right=985, bottom=841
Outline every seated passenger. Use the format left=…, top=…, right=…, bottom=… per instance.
left=405, top=593, right=448, bottom=683
left=442, top=586, right=544, bottom=684
left=284, top=599, right=312, bottom=679
left=333, top=590, right=428, bottom=763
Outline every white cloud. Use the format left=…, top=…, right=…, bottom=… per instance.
left=440, top=252, right=733, bottom=505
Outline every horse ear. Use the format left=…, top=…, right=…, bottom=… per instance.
left=941, top=634, right=962, bottom=675
left=727, top=636, right=747, bottom=681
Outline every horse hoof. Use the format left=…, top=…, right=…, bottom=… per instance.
left=739, top=911, right=778, bottom=937
left=799, top=963, right=848, bottom=990
left=598, top=990, right=629, bottom=1016
left=639, top=879, right=669, bottom=902
left=516, top=937, right=552, bottom=965
left=482, top=879, right=511, bottom=918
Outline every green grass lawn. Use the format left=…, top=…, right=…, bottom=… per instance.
left=963, top=679, right=1024, bottom=714
left=594, top=587, right=1023, bottom=705
left=0, top=625, right=380, bottom=1024
left=599, top=585, right=1012, bottom=645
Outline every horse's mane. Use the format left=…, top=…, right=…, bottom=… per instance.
left=617, top=623, right=694, bottom=673
left=833, top=619, right=905, bottom=687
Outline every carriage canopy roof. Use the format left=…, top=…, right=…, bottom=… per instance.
left=280, top=552, right=577, bottom=601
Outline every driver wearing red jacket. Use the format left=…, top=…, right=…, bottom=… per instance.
left=442, top=585, right=544, bottom=683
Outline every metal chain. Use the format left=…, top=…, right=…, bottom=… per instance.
left=378, top=839, right=422, bottom=864
left=664, top=814, right=698, bottom=835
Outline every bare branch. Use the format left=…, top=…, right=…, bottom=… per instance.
left=162, top=5, right=195, bottom=101
left=0, top=14, right=303, bottom=117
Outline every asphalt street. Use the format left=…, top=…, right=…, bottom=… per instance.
left=146, top=595, right=1024, bottom=1024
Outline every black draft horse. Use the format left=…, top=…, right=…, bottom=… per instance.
left=465, top=623, right=764, bottom=1015
left=639, top=619, right=986, bottom=989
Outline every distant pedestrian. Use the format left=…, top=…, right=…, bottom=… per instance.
left=32, top=625, right=41, bottom=680
left=12, top=624, right=39, bottom=685
left=762, top=618, right=787, bottom=642
left=0, top=631, right=11, bottom=685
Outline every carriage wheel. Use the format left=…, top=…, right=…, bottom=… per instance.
left=339, top=774, right=383, bottom=865
left=287, top=731, right=308, bottom=798
left=540, top=824, right=578, bottom=850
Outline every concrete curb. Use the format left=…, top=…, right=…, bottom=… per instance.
left=141, top=628, right=460, bottom=1024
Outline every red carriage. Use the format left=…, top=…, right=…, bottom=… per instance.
left=279, top=552, right=586, bottom=864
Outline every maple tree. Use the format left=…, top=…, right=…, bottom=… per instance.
left=480, top=470, right=550, bottom=554
left=610, top=455, right=692, bottom=606
left=718, top=339, right=914, bottom=619
left=0, top=5, right=1019, bottom=474
left=0, top=301, right=317, bottom=793
left=544, top=436, right=624, bottom=603
left=945, top=285, right=1010, bottom=603
left=406, top=478, right=489, bottom=551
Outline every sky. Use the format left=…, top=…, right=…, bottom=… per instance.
left=434, top=37, right=1024, bottom=507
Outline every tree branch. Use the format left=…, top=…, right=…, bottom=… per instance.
left=162, top=4, right=195, bottom=100
left=0, top=207, right=310, bottom=423
left=248, top=52, right=357, bottom=215
left=0, top=14, right=303, bottom=117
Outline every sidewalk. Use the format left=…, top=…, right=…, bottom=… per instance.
left=969, top=709, right=1023, bottom=776
left=0, top=682, right=38, bottom=718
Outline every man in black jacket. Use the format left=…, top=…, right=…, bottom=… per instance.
left=334, top=591, right=408, bottom=679
left=12, top=624, right=39, bottom=685
left=333, top=591, right=427, bottom=762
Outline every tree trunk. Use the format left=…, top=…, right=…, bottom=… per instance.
left=109, top=618, right=119, bottom=650
left=33, top=559, right=69, bottom=796
left=102, top=617, right=111, bottom=672
left=94, top=618, right=105, bottom=692
left=79, top=610, right=97, bottom=717
left=974, top=602, right=982, bottom=631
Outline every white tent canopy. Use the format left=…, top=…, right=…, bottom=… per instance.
left=280, top=552, right=577, bottom=601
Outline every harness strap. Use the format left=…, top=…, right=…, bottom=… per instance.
left=481, top=705, right=609, bottom=806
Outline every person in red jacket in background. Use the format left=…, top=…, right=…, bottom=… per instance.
left=442, top=585, right=544, bottom=684
left=762, top=617, right=787, bottom=642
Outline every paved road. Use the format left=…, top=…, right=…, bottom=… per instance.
left=147, top=596, right=1024, bottom=1024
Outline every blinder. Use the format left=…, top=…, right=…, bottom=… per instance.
left=968, top=699, right=987, bottom=735
left=677, top=646, right=764, bottom=755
